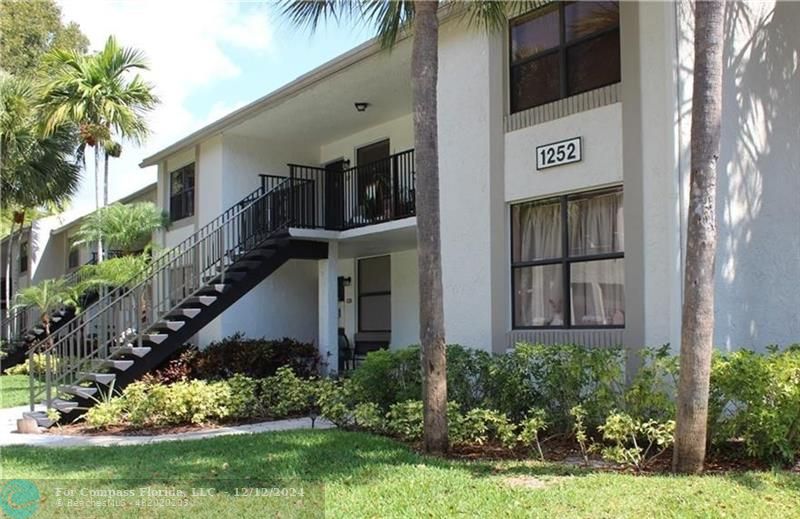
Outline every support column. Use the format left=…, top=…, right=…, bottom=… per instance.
left=318, top=241, right=338, bottom=376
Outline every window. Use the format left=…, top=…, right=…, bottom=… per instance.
left=511, top=187, right=624, bottom=328
left=358, top=255, right=391, bottom=332
left=19, top=240, right=28, bottom=273
left=68, top=247, right=80, bottom=269
left=170, top=163, right=195, bottom=222
left=509, top=1, right=620, bottom=113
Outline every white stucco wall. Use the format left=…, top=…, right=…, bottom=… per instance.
left=319, top=114, right=414, bottom=165
left=675, top=0, right=800, bottom=350
left=505, top=103, right=623, bottom=203
left=437, top=19, right=506, bottom=352
left=389, top=248, right=420, bottom=348
left=219, top=259, right=319, bottom=344
left=221, top=134, right=318, bottom=207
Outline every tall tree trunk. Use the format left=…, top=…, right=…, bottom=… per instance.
left=103, top=150, right=110, bottom=207
left=3, top=219, right=17, bottom=337
left=412, top=0, right=448, bottom=454
left=673, top=0, right=725, bottom=474
left=94, top=146, right=104, bottom=263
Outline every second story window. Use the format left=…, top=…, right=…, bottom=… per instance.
left=68, top=247, right=80, bottom=269
left=170, top=163, right=195, bottom=222
left=509, top=1, right=620, bottom=114
left=19, top=240, right=28, bottom=273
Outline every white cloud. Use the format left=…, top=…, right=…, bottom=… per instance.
left=57, top=0, right=274, bottom=212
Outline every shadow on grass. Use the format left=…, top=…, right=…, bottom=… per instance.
left=1, top=429, right=797, bottom=494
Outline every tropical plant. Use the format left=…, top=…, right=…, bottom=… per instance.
left=72, top=202, right=166, bottom=255
left=78, top=253, right=152, bottom=289
left=0, top=73, right=81, bottom=326
left=278, top=0, right=524, bottom=454
left=596, top=412, right=675, bottom=470
left=38, top=36, right=158, bottom=261
left=13, top=278, right=81, bottom=339
left=674, top=0, right=726, bottom=474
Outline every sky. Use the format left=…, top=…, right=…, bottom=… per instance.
left=57, top=0, right=370, bottom=218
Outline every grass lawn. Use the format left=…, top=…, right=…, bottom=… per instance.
left=0, top=374, right=29, bottom=408
left=1, top=430, right=798, bottom=518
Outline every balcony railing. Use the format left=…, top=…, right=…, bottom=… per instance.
left=276, top=149, right=415, bottom=231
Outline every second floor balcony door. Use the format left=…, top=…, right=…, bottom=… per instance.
left=325, top=159, right=347, bottom=230
left=357, top=140, right=391, bottom=222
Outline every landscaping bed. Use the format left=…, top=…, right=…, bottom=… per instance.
left=55, top=336, right=800, bottom=474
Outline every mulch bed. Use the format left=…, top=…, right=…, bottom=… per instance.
left=442, top=437, right=775, bottom=474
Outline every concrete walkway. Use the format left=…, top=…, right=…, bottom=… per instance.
left=0, top=405, right=334, bottom=448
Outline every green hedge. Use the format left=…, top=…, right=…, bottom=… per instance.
left=84, top=341, right=800, bottom=466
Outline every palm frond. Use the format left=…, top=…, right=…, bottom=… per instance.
left=277, top=0, right=358, bottom=32
left=361, top=0, right=414, bottom=48
left=73, top=202, right=167, bottom=254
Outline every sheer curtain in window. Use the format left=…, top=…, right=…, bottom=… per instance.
left=568, top=191, right=625, bottom=325
left=513, top=201, right=563, bottom=326
left=568, top=190, right=624, bottom=255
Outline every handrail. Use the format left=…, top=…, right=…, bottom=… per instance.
left=1, top=265, right=88, bottom=345
left=28, top=176, right=292, bottom=410
left=29, top=177, right=285, bottom=352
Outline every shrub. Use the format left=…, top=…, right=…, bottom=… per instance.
left=445, top=345, right=493, bottom=411
left=193, top=333, right=319, bottom=380
left=456, top=408, right=517, bottom=448
left=351, top=347, right=421, bottom=410
left=257, top=366, right=316, bottom=418
left=485, top=343, right=624, bottom=429
left=623, top=345, right=678, bottom=422
left=86, top=378, right=241, bottom=429
left=353, top=402, right=384, bottom=431
left=595, top=411, right=675, bottom=470
left=84, top=398, right=125, bottom=429
left=147, top=347, right=198, bottom=384
left=351, top=345, right=499, bottom=412
left=4, top=353, right=58, bottom=376
left=226, top=374, right=259, bottom=418
left=709, top=345, right=800, bottom=464
left=385, top=400, right=424, bottom=442
left=518, top=409, right=548, bottom=461
left=315, top=378, right=359, bottom=428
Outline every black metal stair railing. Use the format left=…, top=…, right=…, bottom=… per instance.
left=0, top=265, right=90, bottom=349
left=26, top=176, right=292, bottom=411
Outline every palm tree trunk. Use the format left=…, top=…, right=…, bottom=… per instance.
left=4, top=219, right=16, bottom=336
left=94, top=146, right=104, bottom=263
left=673, top=0, right=725, bottom=474
left=412, top=0, right=448, bottom=454
left=103, top=150, right=110, bottom=207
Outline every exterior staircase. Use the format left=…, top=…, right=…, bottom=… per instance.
left=23, top=178, right=327, bottom=426
left=1, top=267, right=96, bottom=370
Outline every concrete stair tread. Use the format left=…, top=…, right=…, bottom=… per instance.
left=111, top=345, right=151, bottom=358
left=59, top=385, right=98, bottom=399
left=78, top=372, right=116, bottom=385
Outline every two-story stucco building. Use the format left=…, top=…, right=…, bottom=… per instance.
left=133, top=1, right=798, bottom=373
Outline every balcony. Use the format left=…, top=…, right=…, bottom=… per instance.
left=263, top=149, right=415, bottom=231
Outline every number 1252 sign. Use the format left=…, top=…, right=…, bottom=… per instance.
left=536, top=137, right=582, bottom=170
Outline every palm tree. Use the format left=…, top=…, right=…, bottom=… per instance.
left=14, top=278, right=81, bottom=342
left=72, top=201, right=167, bottom=256
left=278, top=0, right=518, bottom=454
left=673, top=0, right=726, bottom=474
left=38, top=36, right=158, bottom=261
left=0, top=74, right=81, bottom=333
